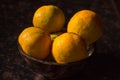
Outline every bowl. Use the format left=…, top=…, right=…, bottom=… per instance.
left=18, top=43, right=95, bottom=80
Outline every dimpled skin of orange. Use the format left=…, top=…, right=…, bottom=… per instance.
left=33, top=5, right=65, bottom=33
left=52, top=32, right=88, bottom=64
left=67, top=10, right=104, bottom=45
left=18, top=27, right=51, bottom=60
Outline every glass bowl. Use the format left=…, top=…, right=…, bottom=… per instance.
left=18, top=43, right=95, bottom=80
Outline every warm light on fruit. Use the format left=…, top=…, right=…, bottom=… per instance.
left=33, top=5, right=65, bottom=33
left=52, top=32, right=88, bottom=64
left=67, top=10, right=104, bottom=45
left=18, top=27, right=51, bottom=60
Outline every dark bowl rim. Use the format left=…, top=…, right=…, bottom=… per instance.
left=17, top=42, right=95, bottom=66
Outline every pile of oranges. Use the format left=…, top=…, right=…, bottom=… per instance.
left=18, top=5, right=104, bottom=64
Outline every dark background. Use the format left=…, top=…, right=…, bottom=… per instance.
left=0, top=0, right=120, bottom=80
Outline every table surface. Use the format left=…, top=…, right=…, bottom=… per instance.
left=0, top=0, right=120, bottom=80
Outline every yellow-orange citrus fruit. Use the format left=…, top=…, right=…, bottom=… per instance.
left=52, top=32, right=88, bottom=64
left=50, top=32, right=63, bottom=41
left=18, top=27, right=51, bottom=60
left=67, top=10, right=104, bottom=45
left=33, top=5, right=65, bottom=32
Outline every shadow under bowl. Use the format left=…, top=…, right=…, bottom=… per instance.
left=18, top=43, right=95, bottom=80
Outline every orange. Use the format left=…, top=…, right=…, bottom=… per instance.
left=18, top=27, right=51, bottom=60
left=33, top=5, right=65, bottom=33
left=67, top=10, right=104, bottom=45
left=52, top=32, right=88, bottom=64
